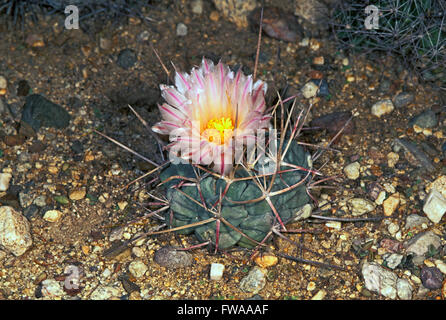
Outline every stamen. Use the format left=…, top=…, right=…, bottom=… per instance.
left=203, top=117, right=234, bottom=144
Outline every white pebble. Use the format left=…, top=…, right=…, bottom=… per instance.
left=371, top=99, right=394, bottom=117
left=0, top=75, right=6, bottom=89
left=210, top=263, right=225, bottom=281
left=176, top=23, right=188, bottom=36
left=43, top=210, right=62, bottom=223
left=423, top=189, right=446, bottom=224
left=311, top=289, right=326, bottom=300
left=301, top=81, right=319, bottom=99
left=129, top=260, right=148, bottom=278
left=0, top=173, right=12, bottom=191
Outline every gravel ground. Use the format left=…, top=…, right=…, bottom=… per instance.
left=0, top=0, right=445, bottom=300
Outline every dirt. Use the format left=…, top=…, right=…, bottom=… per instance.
left=0, top=0, right=445, bottom=300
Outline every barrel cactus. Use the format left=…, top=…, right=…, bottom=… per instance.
left=159, top=138, right=312, bottom=249
left=152, top=58, right=314, bottom=250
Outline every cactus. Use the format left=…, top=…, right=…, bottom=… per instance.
left=96, top=58, right=361, bottom=269
left=159, top=137, right=313, bottom=249
left=330, top=0, right=446, bottom=84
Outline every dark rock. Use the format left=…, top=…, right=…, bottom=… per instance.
left=310, top=111, right=355, bottom=135
left=310, top=79, right=329, bottom=97
left=120, top=275, right=140, bottom=294
left=103, top=241, right=130, bottom=259
left=378, top=78, right=391, bottom=94
left=0, top=193, right=20, bottom=209
left=249, top=7, right=303, bottom=42
left=17, top=80, right=31, bottom=97
left=3, top=135, right=25, bottom=146
left=117, top=49, right=137, bottom=69
left=24, top=204, right=39, bottom=219
left=380, top=238, right=403, bottom=253
left=153, top=246, right=192, bottom=269
left=420, top=266, right=443, bottom=290
left=409, top=109, right=437, bottom=128
left=21, top=94, right=71, bottom=132
left=28, top=140, right=46, bottom=153
left=70, top=141, right=84, bottom=154
left=18, top=121, right=36, bottom=139
left=393, top=92, right=414, bottom=108
left=420, top=142, right=439, bottom=158
left=442, top=142, right=446, bottom=157
left=393, top=138, right=435, bottom=172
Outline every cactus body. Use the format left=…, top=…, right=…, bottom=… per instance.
left=160, top=139, right=312, bottom=249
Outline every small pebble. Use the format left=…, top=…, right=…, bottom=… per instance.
left=17, top=80, right=30, bottom=96
left=153, top=246, right=192, bottom=269
left=420, top=266, right=443, bottom=290
left=387, top=152, right=399, bottom=168
left=362, top=262, right=397, bottom=299
left=132, top=246, right=144, bottom=258
left=301, top=81, right=319, bottom=99
left=405, top=214, right=429, bottom=230
left=41, top=279, right=64, bottom=298
left=117, top=49, right=137, bottom=69
left=313, top=56, right=324, bottom=65
left=90, top=286, right=120, bottom=300
left=129, top=260, right=148, bottom=278
left=109, top=227, right=124, bottom=242
left=254, top=254, right=278, bottom=268
left=0, top=206, right=33, bottom=256
left=397, top=278, right=413, bottom=300
left=325, top=221, right=341, bottom=229
left=346, top=75, right=355, bottom=82
left=405, top=231, right=441, bottom=257
left=344, top=162, right=360, bottom=180
left=393, top=92, right=414, bottom=108
left=384, top=253, right=404, bottom=269
left=0, top=75, right=7, bottom=90
left=427, top=176, right=446, bottom=199
left=375, top=191, right=386, bottom=205
left=209, top=11, right=220, bottom=22
left=409, top=109, right=437, bottom=129
left=69, top=188, right=86, bottom=201
left=423, top=189, right=446, bottom=224
left=348, top=198, right=376, bottom=216
left=311, top=289, right=326, bottom=300
left=239, top=267, right=266, bottom=294
left=310, top=79, right=329, bottom=96
left=250, top=6, right=302, bottom=42
left=191, top=0, right=203, bottom=15
left=43, top=210, right=62, bottom=223
left=176, top=23, right=188, bottom=36
left=371, top=99, right=394, bottom=117
left=387, top=222, right=399, bottom=236
left=309, top=39, right=320, bottom=50
left=210, top=263, right=225, bottom=281
left=0, top=173, right=12, bottom=191
left=299, top=37, right=309, bottom=46
left=307, top=281, right=316, bottom=291
left=434, top=260, right=446, bottom=274
left=383, top=193, right=400, bottom=217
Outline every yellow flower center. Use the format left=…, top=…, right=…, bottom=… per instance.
left=204, top=117, right=234, bottom=144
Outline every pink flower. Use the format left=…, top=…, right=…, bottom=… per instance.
left=152, top=58, right=271, bottom=175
